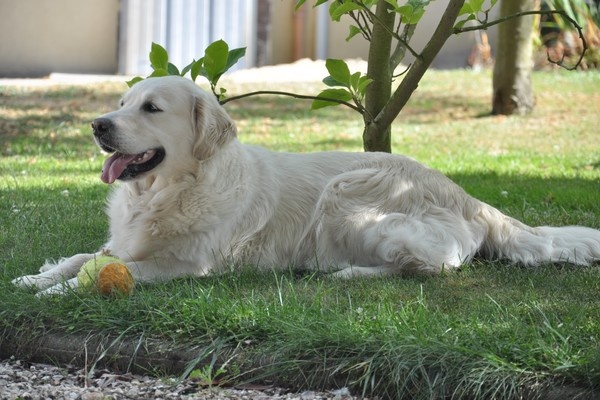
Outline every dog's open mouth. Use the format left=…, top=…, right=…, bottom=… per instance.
left=101, top=148, right=166, bottom=184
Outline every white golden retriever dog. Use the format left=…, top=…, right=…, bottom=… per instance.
left=13, top=76, right=600, bottom=294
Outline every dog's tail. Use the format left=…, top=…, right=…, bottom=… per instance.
left=478, top=204, right=600, bottom=266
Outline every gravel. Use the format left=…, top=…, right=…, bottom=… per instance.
left=0, top=357, right=360, bottom=400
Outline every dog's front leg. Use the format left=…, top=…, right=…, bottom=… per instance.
left=36, top=257, right=209, bottom=296
left=12, top=253, right=100, bottom=291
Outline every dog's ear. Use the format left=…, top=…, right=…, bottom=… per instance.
left=192, top=96, right=237, bottom=160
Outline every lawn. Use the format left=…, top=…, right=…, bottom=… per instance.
left=0, top=69, right=599, bottom=399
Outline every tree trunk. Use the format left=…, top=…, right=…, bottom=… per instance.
left=363, top=1, right=395, bottom=153
left=492, top=0, right=537, bottom=115
left=361, top=0, right=466, bottom=152
left=369, top=0, right=465, bottom=140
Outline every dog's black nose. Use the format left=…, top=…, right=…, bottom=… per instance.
left=91, top=118, right=113, bottom=138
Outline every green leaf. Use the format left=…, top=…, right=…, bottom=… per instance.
left=190, top=58, right=205, bottom=82
left=395, top=4, right=425, bottom=24
left=330, top=2, right=363, bottom=20
left=328, top=1, right=341, bottom=21
left=126, top=76, right=144, bottom=88
left=325, top=59, right=351, bottom=87
left=349, top=71, right=361, bottom=92
left=187, top=369, right=203, bottom=380
left=407, top=8, right=425, bottom=24
left=181, top=60, right=196, bottom=77
left=346, top=25, right=363, bottom=41
left=167, top=62, right=180, bottom=76
left=407, top=0, right=431, bottom=7
left=149, top=42, right=169, bottom=71
left=148, top=68, right=169, bottom=78
left=225, top=47, right=246, bottom=72
left=297, top=0, right=328, bottom=11
left=217, top=87, right=227, bottom=102
left=469, top=0, right=485, bottom=13
left=294, top=0, right=307, bottom=12
left=322, top=76, right=346, bottom=87
left=395, top=5, right=413, bottom=20
left=454, top=14, right=476, bottom=30
left=203, top=40, right=229, bottom=84
left=357, top=76, right=373, bottom=94
left=192, top=42, right=245, bottom=86
left=458, top=3, right=473, bottom=16
left=311, top=88, right=353, bottom=110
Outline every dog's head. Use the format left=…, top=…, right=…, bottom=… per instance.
left=92, top=76, right=237, bottom=184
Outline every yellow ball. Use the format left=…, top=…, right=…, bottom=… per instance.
left=77, top=256, right=134, bottom=295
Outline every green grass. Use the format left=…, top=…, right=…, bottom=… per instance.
left=1, top=70, right=600, bottom=399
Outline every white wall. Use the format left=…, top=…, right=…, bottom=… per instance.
left=0, top=0, right=119, bottom=77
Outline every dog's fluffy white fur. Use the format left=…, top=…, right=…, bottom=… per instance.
left=13, top=76, right=600, bottom=294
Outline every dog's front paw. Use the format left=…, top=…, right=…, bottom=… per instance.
left=37, top=278, right=79, bottom=296
left=11, top=274, right=51, bottom=289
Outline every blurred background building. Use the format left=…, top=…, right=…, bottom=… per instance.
left=0, top=0, right=499, bottom=77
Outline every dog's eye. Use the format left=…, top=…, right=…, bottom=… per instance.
left=142, top=102, right=162, bottom=113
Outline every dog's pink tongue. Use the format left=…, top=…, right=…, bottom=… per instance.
left=101, top=153, right=137, bottom=184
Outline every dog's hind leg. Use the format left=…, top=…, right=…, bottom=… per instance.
left=314, top=169, right=485, bottom=276
left=326, top=210, right=482, bottom=276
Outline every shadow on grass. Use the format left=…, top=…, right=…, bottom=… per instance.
left=2, top=136, right=99, bottom=158
left=225, top=93, right=495, bottom=125
left=0, top=86, right=124, bottom=155
left=447, top=171, right=599, bottom=226
left=225, top=95, right=359, bottom=121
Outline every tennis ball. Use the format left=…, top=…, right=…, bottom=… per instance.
left=96, top=262, right=134, bottom=295
left=77, top=256, right=134, bottom=295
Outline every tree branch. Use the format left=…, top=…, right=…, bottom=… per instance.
left=389, top=23, right=417, bottom=72
left=454, top=9, right=587, bottom=70
left=219, top=90, right=363, bottom=113
left=354, top=0, right=422, bottom=60
left=348, top=10, right=372, bottom=41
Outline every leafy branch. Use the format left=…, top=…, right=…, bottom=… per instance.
left=341, top=0, right=424, bottom=60
left=127, top=40, right=246, bottom=101
left=221, top=90, right=364, bottom=113
left=128, top=42, right=372, bottom=114
left=453, top=9, right=588, bottom=70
